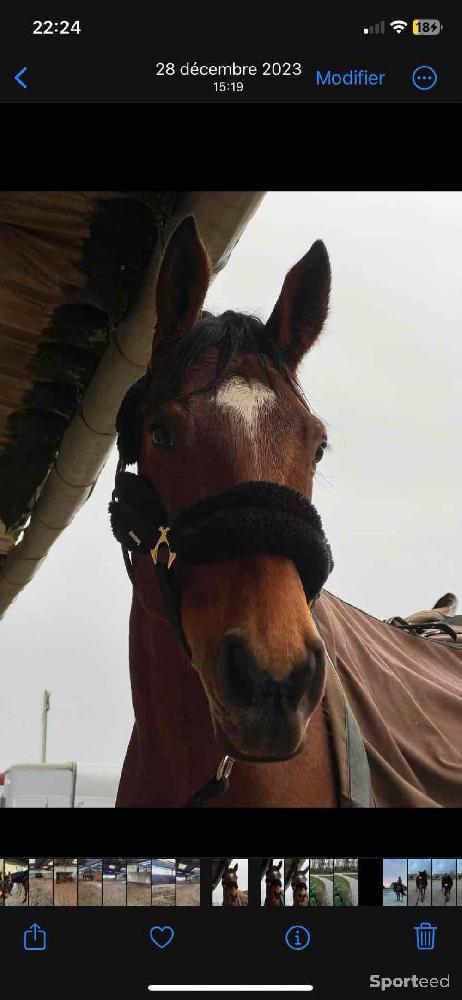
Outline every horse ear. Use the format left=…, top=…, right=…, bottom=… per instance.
left=154, top=215, right=211, bottom=344
left=301, top=865, right=309, bottom=875
left=233, top=863, right=238, bottom=872
left=265, top=240, right=331, bottom=371
left=277, top=861, right=282, bottom=870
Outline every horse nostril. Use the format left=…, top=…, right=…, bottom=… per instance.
left=218, top=636, right=324, bottom=713
left=286, top=643, right=324, bottom=707
left=218, top=636, right=260, bottom=707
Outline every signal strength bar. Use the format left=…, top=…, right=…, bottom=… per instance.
left=363, top=21, right=385, bottom=34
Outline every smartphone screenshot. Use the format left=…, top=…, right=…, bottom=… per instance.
left=0, top=11, right=459, bottom=101
left=0, top=189, right=460, bottom=996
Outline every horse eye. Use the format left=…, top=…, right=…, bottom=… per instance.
left=151, top=425, right=173, bottom=447
left=315, top=441, right=327, bottom=463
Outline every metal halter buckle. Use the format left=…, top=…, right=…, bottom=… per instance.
left=216, top=755, right=235, bottom=782
left=150, top=526, right=176, bottom=570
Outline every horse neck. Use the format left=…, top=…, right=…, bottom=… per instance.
left=223, top=887, right=240, bottom=906
left=118, top=553, right=339, bottom=807
left=266, top=887, right=282, bottom=906
left=122, top=558, right=219, bottom=805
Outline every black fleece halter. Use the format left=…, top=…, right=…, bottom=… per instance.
left=109, top=470, right=334, bottom=657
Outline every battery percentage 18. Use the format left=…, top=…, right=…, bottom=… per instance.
left=412, top=19, right=443, bottom=35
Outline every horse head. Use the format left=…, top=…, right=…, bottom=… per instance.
left=212, top=857, right=233, bottom=890
left=222, top=863, right=240, bottom=899
left=265, top=860, right=283, bottom=902
left=122, top=215, right=332, bottom=762
left=291, top=864, right=309, bottom=904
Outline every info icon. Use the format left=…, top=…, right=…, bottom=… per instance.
left=285, top=925, right=311, bottom=951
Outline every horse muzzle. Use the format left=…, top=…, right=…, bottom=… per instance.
left=213, top=632, right=326, bottom=761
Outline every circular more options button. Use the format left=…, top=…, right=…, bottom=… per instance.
left=412, top=66, right=438, bottom=91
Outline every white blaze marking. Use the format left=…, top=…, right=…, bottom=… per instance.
left=214, top=377, right=275, bottom=435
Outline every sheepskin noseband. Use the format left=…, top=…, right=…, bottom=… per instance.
left=110, top=473, right=334, bottom=605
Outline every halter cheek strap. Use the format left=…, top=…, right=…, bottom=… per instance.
left=109, top=466, right=190, bottom=654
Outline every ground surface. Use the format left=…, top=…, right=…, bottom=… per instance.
left=54, top=880, right=78, bottom=906
left=29, top=880, right=54, bottom=906
left=176, top=880, right=200, bottom=906
left=383, top=887, right=408, bottom=907
left=151, top=885, right=175, bottom=906
left=431, top=881, right=456, bottom=907
left=78, top=881, right=103, bottom=906
left=103, top=881, right=127, bottom=906
left=335, top=874, right=358, bottom=906
left=312, top=875, right=334, bottom=906
left=127, top=882, right=151, bottom=906
left=5, top=884, right=28, bottom=907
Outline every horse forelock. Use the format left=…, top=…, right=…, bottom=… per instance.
left=149, top=310, right=304, bottom=409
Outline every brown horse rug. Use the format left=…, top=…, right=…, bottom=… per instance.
left=314, top=590, right=462, bottom=807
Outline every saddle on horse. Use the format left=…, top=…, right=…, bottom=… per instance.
left=386, top=593, right=462, bottom=648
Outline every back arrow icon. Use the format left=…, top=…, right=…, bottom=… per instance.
left=14, top=67, right=28, bottom=89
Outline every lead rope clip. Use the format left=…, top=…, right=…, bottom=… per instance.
left=216, top=755, right=235, bottom=782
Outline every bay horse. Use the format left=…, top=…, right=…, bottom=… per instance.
left=5, top=870, right=29, bottom=904
left=113, top=215, right=462, bottom=809
left=392, top=879, right=406, bottom=902
left=442, top=874, right=453, bottom=904
left=220, top=863, right=248, bottom=907
left=262, top=860, right=284, bottom=906
left=284, top=858, right=309, bottom=906
left=415, top=871, right=428, bottom=904
left=290, top=866, right=309, bottom=907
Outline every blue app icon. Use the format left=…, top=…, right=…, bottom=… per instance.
left=414, top=922, right=437, bottom=951
left=24, top=924, right=47, bottom=951
left=285, top=925, right=311, bottom=951
left=412, top=66, right=438, bottom=91
left=149, top=925, right=175, bottom=949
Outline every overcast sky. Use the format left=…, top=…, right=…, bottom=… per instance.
left=383, top=859, right=407, bottom=887
left=1, top=191, right=461, bottom=771
left=408, top=859, right=431, bottom=875
left=431, top=859, right=457, bottom=876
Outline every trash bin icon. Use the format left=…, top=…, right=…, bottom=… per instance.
left=414, top=922, right=437, bottom=951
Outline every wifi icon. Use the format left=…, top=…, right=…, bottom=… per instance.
left=390, top=19, right=408, bottom=33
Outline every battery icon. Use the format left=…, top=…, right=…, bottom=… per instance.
left=413, top=19, right=443, bottom=35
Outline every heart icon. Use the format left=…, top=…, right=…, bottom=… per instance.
left=149, top=925, right=175, bottom=950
